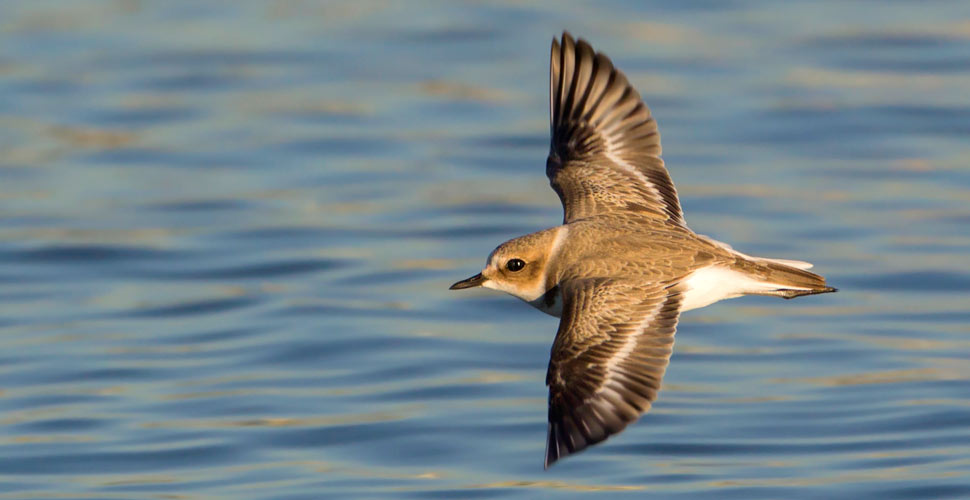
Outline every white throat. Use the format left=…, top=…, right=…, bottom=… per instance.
left=483, top=278, right=545, bottom=302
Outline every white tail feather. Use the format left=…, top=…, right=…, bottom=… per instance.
left=756, top=257, right=813, bottom=270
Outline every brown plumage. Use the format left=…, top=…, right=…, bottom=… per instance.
left=549, top=33, right=681, bottom=225
left=449, top=31, right=836, bottom=469
left=545, top=279, right=683, bottom=466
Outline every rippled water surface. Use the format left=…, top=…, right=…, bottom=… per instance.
left=2, top=2, right=969, bottom=498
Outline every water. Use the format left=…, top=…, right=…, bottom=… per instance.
left=1, top=1, right=969, bottom=498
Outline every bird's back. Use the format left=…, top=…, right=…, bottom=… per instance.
left=553, top=218, right=730, bottom=284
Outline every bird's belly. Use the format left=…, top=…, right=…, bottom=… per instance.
left=527, top=286, right=563, bottom=317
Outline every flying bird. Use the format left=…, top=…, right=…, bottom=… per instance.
left=450, top=32, right=835, bottom=468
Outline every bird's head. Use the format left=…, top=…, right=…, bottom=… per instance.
left=449, top=228, right=563, bottom=302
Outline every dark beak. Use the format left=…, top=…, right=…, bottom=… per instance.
left=449, top=272, right=487, bottom=290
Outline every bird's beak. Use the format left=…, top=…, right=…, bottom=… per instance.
left=449, top=272, right=487, bottom=290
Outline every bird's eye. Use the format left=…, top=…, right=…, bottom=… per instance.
left=506, top=259, right=525, bottom=272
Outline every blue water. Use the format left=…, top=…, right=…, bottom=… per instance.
left=1, top=2, right=969, bottom=498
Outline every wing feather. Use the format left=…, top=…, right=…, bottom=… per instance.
left=544, top=278, right=684, bottom=468
left=548, top=32, right=684, bottom=226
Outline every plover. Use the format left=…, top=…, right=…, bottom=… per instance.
left=450, top=32, right=835, bottom=468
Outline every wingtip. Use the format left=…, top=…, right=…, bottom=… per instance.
left=543, top=448, right=559, bottom=470
left=544, top=425, right=552, bottom=469
left=544, top=422, right=560, bottom=470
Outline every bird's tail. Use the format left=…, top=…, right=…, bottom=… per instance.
left=696, top=233, right=836, bottom=298
left=732, top=255, right=837, bottom=299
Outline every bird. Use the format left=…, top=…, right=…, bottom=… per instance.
left=449, top=32, right=836, bottom=469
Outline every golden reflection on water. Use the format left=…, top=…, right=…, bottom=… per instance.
left=100, top=475, right=177, bottom=487
left=783, top=332, right=970, bottom=352
left=771, top=366, right=970, bottom=387
left=904, top=399, right=970, bottom=407
left=785, top=66, right=970, bottom=91
left=390, top=258, right=456, bottom=270
left=620, top=20, right=742, bottom=50
left=0, top=493, right=191, bottom=499
left=464, top=479, right=645, bottom=492
left=157, top=368, right=527, bottom=402
left=141, top=410, right=416, bottom=429
left=48, top=125, right=136, bottom=150
left=4, top=435, right=97, bottom=444
left=417, top=80, right=512, bottom=103
left=0, top=227, right=178, bottom=245
left=707, top=468, right=968, bottom=489
left=241, top=92, right=377, bottom=117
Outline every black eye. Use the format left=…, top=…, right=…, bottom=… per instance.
left=506, top=259, right=525, bottom=272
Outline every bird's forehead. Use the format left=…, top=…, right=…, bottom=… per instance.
left=490, top=238, right=549, bottom=263
left=485, top=248, right=510, bottom=269
left=486, top=246, right=501, bottom=264
left=490, top=242, right=524, bottom=261
left=487, top=241, right=516, bottom=262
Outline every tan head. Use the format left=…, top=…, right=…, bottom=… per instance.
left=450, top=227, right=565, bottom=302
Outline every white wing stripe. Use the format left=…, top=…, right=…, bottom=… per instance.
left=604, top=147, right=664, bottom=209
left=602, top=297, right=664, bottom=376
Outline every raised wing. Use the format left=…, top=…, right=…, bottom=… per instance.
left=548, top=32, right=684, bottom=226
left=545, top=278, right=683, bottom=468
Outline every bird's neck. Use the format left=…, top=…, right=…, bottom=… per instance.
left=527, top=284, right=563, bottom=317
